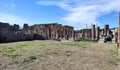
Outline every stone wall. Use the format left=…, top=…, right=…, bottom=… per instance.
left=0, top=22, right=74, bottom=43
left=75, top=29, right=92, bottom=41
left=0, top=22, right=27, bottom=42
left=74, top=24, right=115, bottom=42
left=0, top=22, right=117, bottom=43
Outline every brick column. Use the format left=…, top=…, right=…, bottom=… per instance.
left=104, top=25, right=109, bottom=37
left=82, top=29, right=85, bottom=39
left=118, top=12, right=120, bottom=56
left=96, top=26, right=100, bottom=41
left=92, top=25, right=95, bottom=40
left=119, top=12, right=120, bottom=44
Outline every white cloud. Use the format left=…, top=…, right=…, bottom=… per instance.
left=37, top=1, right=72, bottom=10
left=61, top=5, right=100, bottom=24
left=0, top=13, right=28, bottom=26
left=37, top=0, right=120, bottom=28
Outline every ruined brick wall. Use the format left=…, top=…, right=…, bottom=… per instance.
left=63, top=26, right=74, bottom=40
left=1, top=22, right=115, bottom=43
left=0, top=22, right=74, bottom=43
left=74, top=30, right=82, bottom=40
left=82, top=29, right=92, bottom=40
left=48, top=23, right=61, bottom=40
left=31, top=24, right=50, bottom=40
left=75, top=25, right=101, bottom=41
left=75, top=29, right=92, bottom=41
left=0, top=22, right=27, bottom=42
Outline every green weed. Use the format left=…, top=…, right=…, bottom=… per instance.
left=23, top=56, right=37, bottom=63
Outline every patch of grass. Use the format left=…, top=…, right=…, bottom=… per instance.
left=108, top=44, right=118, bottom=66
left=0, top=40, right=117, bottom=70
left=64, top=51, right=74, bottom=57
left=38, top=43, right=46, bottom=47
left=16, top=44, right=30, bottom=49
left=44, top=51, right=59, bottom=57
left=82, top=46, right=87, bottom=48
left=3, top=53, right=20, bottom=58
left=47, top=52, right=59, bottom=55
left=1, top=47, right=20, bottom=59
left=111, top=50, right=118, bottom=57
left=2, top=47, right=15, bottom=53
left=23, top=56, right=37, bottom=63
left=14, top=61, right=19, bottom=64
left=108, top=60, right=118, bottom=65
left=111, top=45, right=118, bottom=57
left=64, top=41, right=90, bottom=48
left=39, top=54, right=47, bottom=57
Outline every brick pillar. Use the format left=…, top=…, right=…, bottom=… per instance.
left=101, top=29, right=104, bottom=37
left=104, top=25, right=109, bottom=37
left=118, top=12, right=120, bottom=56
left=92, top=25, right=95, bottom=40
left=63, top=27, right=65, bottom=39
left=115, top=30, right=118, bottom=43
left=73, top=30, right=74, bottom=39
left=82, top=29, right=84, bottom=39
left=96, top=26, right=100, bottom=41
left=54, top=25, right=57, bottom=39
left=118, top=12, right=120, bottom=44
left=89, top=29, right=92, bottom=39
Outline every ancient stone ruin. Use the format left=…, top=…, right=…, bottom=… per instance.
left=0, top=22, right=75, bottom=43
left=0, top=22, right=117, bottom=43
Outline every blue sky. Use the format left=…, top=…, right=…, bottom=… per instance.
left=0, top=0, right=120, bottom=30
